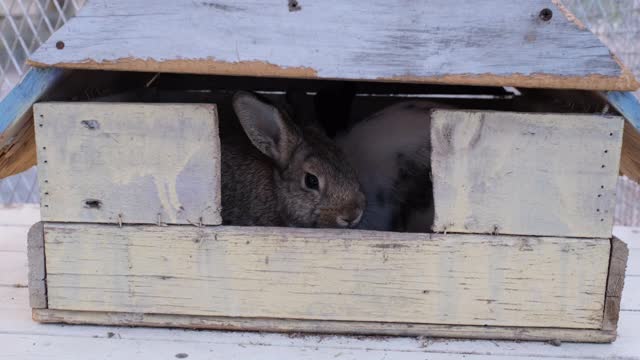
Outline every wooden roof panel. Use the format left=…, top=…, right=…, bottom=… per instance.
left=28, top=0, right=638, bottom=90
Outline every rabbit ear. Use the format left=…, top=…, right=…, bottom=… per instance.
left=232, top=91, right=301, bottom=168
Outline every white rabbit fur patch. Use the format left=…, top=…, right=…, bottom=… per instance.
left=336, top=100, right=447, bottom=232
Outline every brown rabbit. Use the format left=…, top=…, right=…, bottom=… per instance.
left=221, top=91, right=365, bottom=228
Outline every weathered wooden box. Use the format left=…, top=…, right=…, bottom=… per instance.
left=25, top=100, right=629, bottom=343
left=0, top=0, right=635, bottom=344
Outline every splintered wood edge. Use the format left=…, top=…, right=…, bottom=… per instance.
left=0, top=111, right=37, bottom=179
left=602, top=237, right=629, bottom=333
left=32, top=309, right=615, bottom=343
left=27, top=58, right=640, bottom=91
left=27, top=221, right=47, bottom=309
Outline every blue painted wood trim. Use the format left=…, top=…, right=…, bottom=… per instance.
left=0, top=67, right=66, bottom=135
left=604, top=91, right=640, bottom=131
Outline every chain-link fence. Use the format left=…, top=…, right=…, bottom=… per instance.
left=1, top=0, right=84, bottom=100
left=1, top=1, right=640, bottom=225
left=0, top=0, right=84, bottom=204
left=564, top=0, right=640, bottom=100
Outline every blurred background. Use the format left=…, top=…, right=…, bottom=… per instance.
left=1, top=0, right=639, bottom=225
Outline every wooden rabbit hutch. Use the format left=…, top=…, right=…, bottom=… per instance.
left=2, top=0, right=640, bottom=343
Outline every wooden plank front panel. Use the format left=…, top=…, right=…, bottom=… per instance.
left=44, top=223, right=610, bottom=329
left=27, top=1, right=638, bottom=90
left=32, top=309, right=616, bottom=343
left=431, top=110, right=624, bottom=238
left=34, top=103, right=221, bottom=225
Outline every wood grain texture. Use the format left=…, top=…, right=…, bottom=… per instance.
left=603, top=91, right=640, bottom=183
left=0, top=68, right=66, bottom=136
left=43, top=223, right=610, bottom=329
left=605, top=91, right=640, bottom=131
left=27, top=0, right=638, bottom=90
left=431, top=110, right=624, bottom=238
left=34, top=102, right=221, bottom=226
left=32, top=309, right=616, bottom=343
left=0, top=70, right=156, bottom=180
left=620, top=120, right=640, bottom=184
left=27, top=221, right=46, bottom=309
left=0, top=114, right=37, bottom=179
left=602, top=237, right=629, bottom=332
left=0, top=68, right=66, bottom=179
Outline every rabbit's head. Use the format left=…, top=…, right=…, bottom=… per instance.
left=232, top=91, right=365, bottom=228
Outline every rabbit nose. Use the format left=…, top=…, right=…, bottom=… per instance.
left=337, top=208, right=364, bottom=228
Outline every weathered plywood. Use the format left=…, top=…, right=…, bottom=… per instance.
left=34, top=103, right=221, bottom=225
left=32, top=309, right=616, bottom=343
left=26, top=221, right=46, bottom=309
left=27, top=0, right=638, bottom=90
left=602, top=237, right=629, bottom=332
left=0, top=71, right=159, bottom=179
left=43, top=223, right=610, bottom=329
left=431, top=110, right=624, bottom=238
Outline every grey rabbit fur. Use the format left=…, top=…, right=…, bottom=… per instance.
left=221, top=91, right=365, bottom=228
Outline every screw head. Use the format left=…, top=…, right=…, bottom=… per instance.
left=55, top=41, right=65, bottom=50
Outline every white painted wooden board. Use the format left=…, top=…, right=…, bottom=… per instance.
left=621, top=276, right=640, bottom=311
left=628, top=248, right=640, bottom=276
left=431, top=110, right=624, bottom=238
left=0, top=333, right=596, bottom=360
left=0, top=250, right=27, bottom=286
left=3, top=212, right=640, bottom=359
left=31, top=309, right=616, bottom=343
left=2, top=285, right=640, bottom=359
left=614, top=226, right=640, bottom=249
left=0, top=226, right=30, bottom=252
left=0, top=204, right=40, bottom=226
left=33, top=103, right=221, bottom=225
left=27, top=1, right=638, bottom=90
left=43, top=223, right=610, bottom=329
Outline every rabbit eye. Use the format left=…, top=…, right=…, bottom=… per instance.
left=304, top=173, right=320, bottom=190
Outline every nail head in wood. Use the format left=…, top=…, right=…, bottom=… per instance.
left=288, top=0, right=301, bottom=12
left=539, top=8, right=553, bottom=21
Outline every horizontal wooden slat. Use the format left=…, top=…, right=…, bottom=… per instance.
left=44, top=223, right=610, bottom=329
left=34, top=102, right=221, bottom=225
left=431, top=110, right=624, bottom=238
left=0, top=284, right=630, bottom=351
left=613, top=227, right=640, bottom=249
left=628, top=248, right=640, bottom=276
left=32, top=309, right=616, bottom=343
left=27, top=0, right=638, bottom=90
left=621, top=277, right=640, bottom=311
left=0, top=250, right=27, bottom=287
